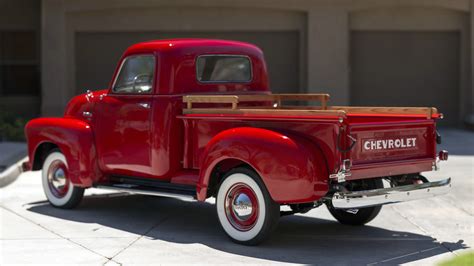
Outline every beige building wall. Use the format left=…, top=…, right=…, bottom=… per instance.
left=14, top=0, right=474, bottom=125
left=67, top=7, right=307, bottom=95
left=349, top=7, right=469, bottom=126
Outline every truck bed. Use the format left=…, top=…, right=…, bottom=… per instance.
left=180, top=93, right=440, bottom=181
left=182, top=93, right=440, bottom=119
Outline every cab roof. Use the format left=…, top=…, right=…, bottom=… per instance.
left=115, top=38, right=269, bottom=94
left=124, top=38, right=263, bottom=57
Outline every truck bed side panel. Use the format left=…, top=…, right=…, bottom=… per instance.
left=182, top=117, right=341, bottom=174
left=180, top=115, right=342, bottom=203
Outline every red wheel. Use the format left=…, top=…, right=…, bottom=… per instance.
left=216, top=167, right=280, bottom=245
left=42, top=150, right=84, bottom=209
left=46, top=160, right=70, bottom=198
left=224, top=183, right=259, bottom=231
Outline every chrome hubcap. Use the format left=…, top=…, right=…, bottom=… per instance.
left=52, top=168, right=67, bottom=189
left=232, top=193, right=253, bottom=219
left=47, top=160, right=69, bottom=198
left=224, top=183, right=259, bottom=231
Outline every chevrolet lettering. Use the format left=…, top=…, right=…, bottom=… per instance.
left=23, top=39, right=451, bottom=245
left=364, top=137, right=417, bottom=151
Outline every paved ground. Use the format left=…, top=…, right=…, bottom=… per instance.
left=0, top=129, right=472, bottom=265
left=0, top=142, right=26, bottom=172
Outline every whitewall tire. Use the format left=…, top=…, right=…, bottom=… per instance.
left=42, top=150, right=84, bottom=209
left=216, top=167, right=279, bottom=245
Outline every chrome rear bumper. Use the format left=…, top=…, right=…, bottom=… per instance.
left=331, top=178, right=451, bottom=209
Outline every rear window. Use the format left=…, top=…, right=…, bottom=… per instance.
left=196, top=55, right=251, bottom=82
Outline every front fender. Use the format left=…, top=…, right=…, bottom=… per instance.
left=25, top=117, right=100, bottom=187
left=198, top=127, right=329, bottom=203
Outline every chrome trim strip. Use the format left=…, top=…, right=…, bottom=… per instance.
left=331, top=178, right=451, bottom=209
left=96, top=185, right=196, bottom=201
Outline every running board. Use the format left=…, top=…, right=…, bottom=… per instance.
left=95, top=183, right=196, bottom=200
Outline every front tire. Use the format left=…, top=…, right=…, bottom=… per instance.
left=216, top=167, right=280, bottom=245
left=42, top=150, right=84, bottom=209
left=327, top=179, right=383, bottom=225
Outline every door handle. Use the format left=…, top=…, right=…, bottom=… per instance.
left=138, top=103, right=150, bottom=109
left=83, top=111, right=93, bottom=118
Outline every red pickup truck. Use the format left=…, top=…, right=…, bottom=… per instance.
left=24, top=39, right=451, bottom=245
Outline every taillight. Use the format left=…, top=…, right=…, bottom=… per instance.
left=438, top=150, right=448, bottom=161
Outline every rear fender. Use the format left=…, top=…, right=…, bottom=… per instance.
left=25, top=118, right=100, bottom=187
left=198, top=127, right=329, bottom=203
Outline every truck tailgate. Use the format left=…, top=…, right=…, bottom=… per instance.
left=348, top=120, right=437, bottom=179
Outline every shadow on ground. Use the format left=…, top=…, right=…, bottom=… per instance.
left=27, top=194, right=467, bottom=265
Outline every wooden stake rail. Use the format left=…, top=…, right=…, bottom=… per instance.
left=328, top=106, right=438, bottom=119
left=182, top=94, right=438, bottom=119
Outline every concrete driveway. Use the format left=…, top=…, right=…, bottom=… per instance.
left=0, top=129, right=472, bottom=265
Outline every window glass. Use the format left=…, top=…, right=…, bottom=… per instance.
left=113, top=55, right=155, bottom=94
left=196, top=55, right=251, bottom=82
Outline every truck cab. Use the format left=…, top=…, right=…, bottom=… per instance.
left=25, top=39, right=451, bottom=245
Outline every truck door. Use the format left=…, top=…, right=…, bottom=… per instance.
left=93, top=54, right=156, bottom=177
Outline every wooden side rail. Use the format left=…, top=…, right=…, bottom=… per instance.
left=183, top=93, right=330, bottom=110
left=182, top=94, right=438, bottom=119
left=183, top=108, right=346, bottom=117
left=328, top=106, right=438, bottom=119
left=237, top=93, right=330, bottom=110
left=183, top=95, right=239, bottom=110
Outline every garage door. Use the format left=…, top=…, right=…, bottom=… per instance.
left=350, top=31, right=460, bottom=126
left=75, top=31, right=300, bottom=95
